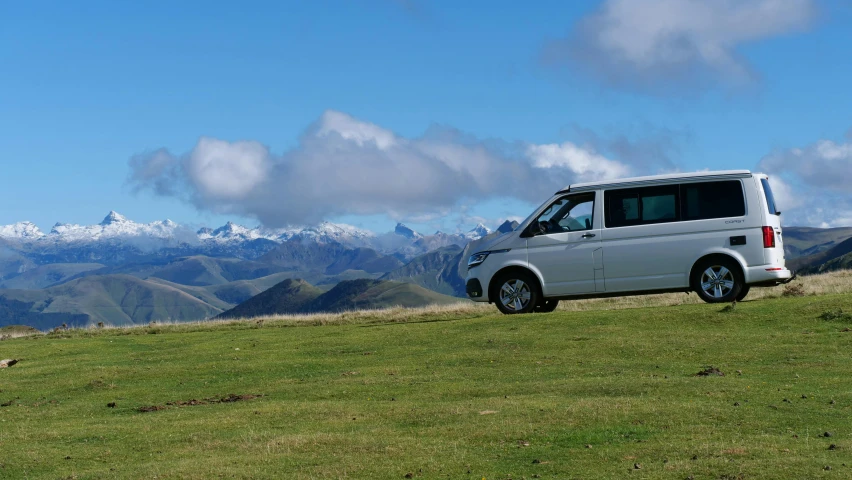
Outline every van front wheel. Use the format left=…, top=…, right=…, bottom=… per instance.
left=493, top=272, right=540, bottom=315
left=692, top=258, right=743, bottom=304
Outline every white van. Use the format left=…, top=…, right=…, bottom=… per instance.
left=465, top=170, right=794, bottom=314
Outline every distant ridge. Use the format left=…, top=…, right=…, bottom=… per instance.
left=217, top=278, right=459, bottom=319
left=791, top=236, right=852, bottom=274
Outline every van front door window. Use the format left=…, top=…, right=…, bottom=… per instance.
left=534, top=194, right=594, bottom=235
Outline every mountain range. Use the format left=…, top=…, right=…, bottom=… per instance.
left=0, top=212, right=498, bottom=328
left=0, top=211, right=490, bottom=256
left=1, top=211, right=851, bottom=330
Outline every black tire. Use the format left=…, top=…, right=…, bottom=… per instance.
left=535, top=299, right=559, bottom=313
left=492, top=271, right=540, bottom=315
left=735, top=285, right=750, bottom=302
left=692, top=257, right=743, bottom=304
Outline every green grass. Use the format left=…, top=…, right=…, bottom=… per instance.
left=1, top=294, right=851, bottom=479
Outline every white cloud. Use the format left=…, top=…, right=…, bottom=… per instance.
left=765, top=176, right=801, bottom=212
left=543, top=0, right=816, bottom=92
left=526, top=142, right=631, bottom=182
left=759, top=139, right=852, bottom=192
left=757, top=134, right=852, bottom=227
left=316, top=110, right=398, bottom=150
left=186, top=137, right=271, bottom=202
left=128, top=110, right=635, bottom=227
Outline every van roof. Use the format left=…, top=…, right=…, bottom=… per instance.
left=559, top=170, right=753, bottom=193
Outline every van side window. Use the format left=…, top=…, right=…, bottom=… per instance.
left=681, top=180, right=745, bottom=220
left=605, top=185, right=679, bottom=227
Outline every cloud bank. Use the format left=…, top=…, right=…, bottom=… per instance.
left=128, top=111, right=638, bottom=227
left=759, top=135, right=852, bottom=227
left=542, top=0, right=816, bottom=93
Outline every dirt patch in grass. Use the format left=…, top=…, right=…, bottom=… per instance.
left=136, top=394, right=263, bottom=413
left=695, top=367, right=725, bottom=377
left=820, top=309, right=852, bottom=322
left=137, top=405, right=168, bottom=413
left=782, top=283, right=806, bottom=297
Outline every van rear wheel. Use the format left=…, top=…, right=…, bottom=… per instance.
left=692, top=258, right=743, bottom=304
left=493, top=271, right=540, bottom=315
left=736, top=286, right=750, bottom=301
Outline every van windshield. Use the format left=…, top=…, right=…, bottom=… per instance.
left=761, top=178, right=779, bottom=215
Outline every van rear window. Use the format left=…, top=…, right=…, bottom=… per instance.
left=760, top=178, right=779, bottom=215
left=681, top=180, right=745, bottom=220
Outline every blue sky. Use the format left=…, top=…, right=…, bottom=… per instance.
left=2, top=0, right=852, bottom=233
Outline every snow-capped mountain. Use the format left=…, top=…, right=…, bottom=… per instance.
left=0, top=212, right=493, bottom=264
left=0, top=221, right=45, bottom=240
left=195, top=220, right=375, bottom=247
left=46, top=211, right=185, bottom=243
left=464, top=223, right=492, bottom=240
left=197, top=221, right=285, bottom=244
left=288, top=221, right=376, bottom=246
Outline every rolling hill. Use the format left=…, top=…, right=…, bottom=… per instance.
left=783, top=226, right=852, bottom=258
left=790, top=236, right=852, bottom=274
left=145, top=256, right=287, bottom=286
left=303, top=278, right=459, bottom=313
left=215, top=278, right=323, bottom=319
left=218, top=278, right=460, bottom=319
left=61, top=255, right=289, bottom=287
left=0, top=274, right=223, bottom=328
left=0, top=262, right=104, bottom=289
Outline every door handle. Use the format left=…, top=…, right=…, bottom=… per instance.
left=582, top=233, right=596, bottom=238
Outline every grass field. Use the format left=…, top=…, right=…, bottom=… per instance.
left=1, top=274, right=851, bottom=479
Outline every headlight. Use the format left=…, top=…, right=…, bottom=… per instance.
left=467, top=249, right=510, bottom=269
left=468, top=251, right=490, bottom=268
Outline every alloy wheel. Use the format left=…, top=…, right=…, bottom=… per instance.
left=700, top=265, right=735, bottom=299
left=499, top=279, right=531, bottom=312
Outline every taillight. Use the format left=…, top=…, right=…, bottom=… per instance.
left=762, top=226, right=775, bottom=248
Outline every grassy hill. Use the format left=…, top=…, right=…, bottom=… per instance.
left=0, top=324, right=39, bottom=334
left=0, top=262, right=104, bottom=289
left=147, top=255, right=288, bottom=286
left=790, top=237, right=852, bottom=274
left=0, top=274, right=222, bottom=328
left=783, top=226, right=852, bottom=258
left=817, top=251, right=852, bottom=272
left=219, top=278, right=460, bottom=319
left=304, top=278, right=460, bottom=313
left=217, top=278, right=323, bottom=319
left=0, top=277, right=850, bottom=478
left=63, top=255, right=289, bottom=287
left=0, top=244, right=36, bottom=282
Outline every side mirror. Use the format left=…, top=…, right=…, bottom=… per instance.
left=521, top=220, right=541, bottom=238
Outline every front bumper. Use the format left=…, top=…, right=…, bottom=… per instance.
left=466, top=279, right=483, bottom=298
